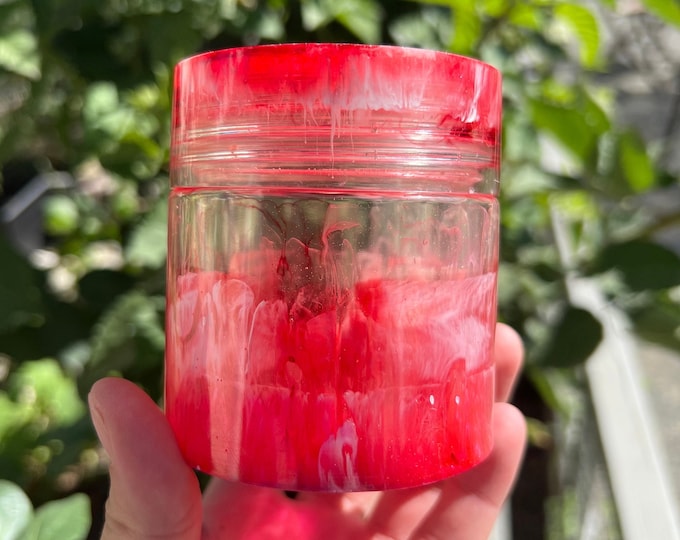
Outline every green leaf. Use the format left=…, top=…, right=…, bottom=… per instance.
left=503, top=164, right=558, bottom=199
left=502, top=110, right=540, bottom=163
left=642, top=0, right=680, bottom=27
left=301, top=0, right=382, bottom=43
left=449, top=1, right=481, bottom=54
left=82, top=83, right=132, bottom=151
left=593, top=241, right=680, bottom=291
left=540, top=79, right=578, bottom=106
left=125, top=198, right=168, bottom=269
left=526, top=366, right=570, bottom=417
left=531, top=90, right=609, bottom=162
left=537, top=306, right=603, bottom=368
left=301, top=0, right=333, bottom=30
left=251, top=9, right=285, bottom=41
left=91, top=292, right=165, bottom=364
left=0, top=29, right=40, bottom=80
left=144, top=12, right=204, bottom=67
left=0, top=237, right=44, bottom=333
left=0, top=393, right=30, bottom=442
left=409, top=0, right=455, bottom=6
left=508, top=3, right=543, bottom=29
left=0, top=480, right=33, bottom=540
left=480, top=0, right=510, bottom=18
left=43, top=195, right=79, bottom=236
left=20, top=494, right=90, bottom=540
left=632, top=296, right=680, bottom=351
left=554, top=4, right=601, bottom=68
left=531, top=100, right=596, bottom=161
left=414, top=0, right=483, bottom=53
left=9, top=359, right=85, bottom=426
left=83, top=82, right=119, bottom=120
left=388, top=9, right=450, bottom=50
left=335, top=0, right=383, bottom=44
left=549, top=189, right=598, bottom=221
left=80, top=291, right=165, bottom=393
left=618, top=131, right=656, bottom=193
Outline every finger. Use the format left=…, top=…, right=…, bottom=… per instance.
left=202, top=480, right=296, bottom=539
left=201, top=479, right=366, bottom=540
left=409, top=403, right=526, bottom=540
left=295, top=490, right=381, bottom=521
left=494, top=323, right=524, bottom=402
left=366, top=485, right=441, bottom=540
left=89, top=377, right=202, bottom=540
left=300, top=322, right=524, bottom=536
left=362, top=323, right=524, bottom=538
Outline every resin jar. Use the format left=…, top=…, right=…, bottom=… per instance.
left=165, top=44, right=502, bottom=492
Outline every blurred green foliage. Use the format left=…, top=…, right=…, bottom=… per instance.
left=0, top=479, right=90, bottom=540
left=1, top=0, right=679, bottom=537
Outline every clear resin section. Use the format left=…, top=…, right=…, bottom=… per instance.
left=165, top=188, right=498, bottom=491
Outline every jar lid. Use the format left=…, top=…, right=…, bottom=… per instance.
left=171, top=44, right=501, bottom=194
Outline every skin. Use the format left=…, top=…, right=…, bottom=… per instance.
left=88, top=322, right=526, bottom=540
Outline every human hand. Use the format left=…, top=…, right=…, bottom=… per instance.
left=88, top=323, right=526, bottom=540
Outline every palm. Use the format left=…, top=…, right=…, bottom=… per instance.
left=202, top=400, right=521, bottom=540
left=89, top=324, right=525, bottom=540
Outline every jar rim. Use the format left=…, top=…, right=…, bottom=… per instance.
left=171, top=44, right=501, bottom=194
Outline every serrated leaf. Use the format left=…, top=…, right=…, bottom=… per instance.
left=643, top=0, right=680, bottom=26
left=20, top=494, right=90, bottom=540
left=125, top=198, right=167, bottom=269
left=594, top=241, right=680, bottom=291
left=0, top=480, right=33, bottom=540
left=537, top=306, right=603, bottom=368
left=618, top=131, right=656, bottom=193
left=0, top=29, right=40, bottom=80
left=554, top=4, right=601, bottom=68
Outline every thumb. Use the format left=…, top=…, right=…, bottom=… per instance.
left=89, top=377, right=203, bottom=540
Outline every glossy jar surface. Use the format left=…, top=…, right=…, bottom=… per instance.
left=166, top=44, right=501, bottom=491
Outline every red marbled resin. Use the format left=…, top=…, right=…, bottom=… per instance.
left=167, top=44, right=501, bottom=491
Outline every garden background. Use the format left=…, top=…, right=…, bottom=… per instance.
left=1, top=0, right=679, bottom=538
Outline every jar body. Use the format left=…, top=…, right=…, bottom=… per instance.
left=166, top=44, right=501, bottom=491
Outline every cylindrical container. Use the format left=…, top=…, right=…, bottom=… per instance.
left=166, top=44, right=501, bottom=492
